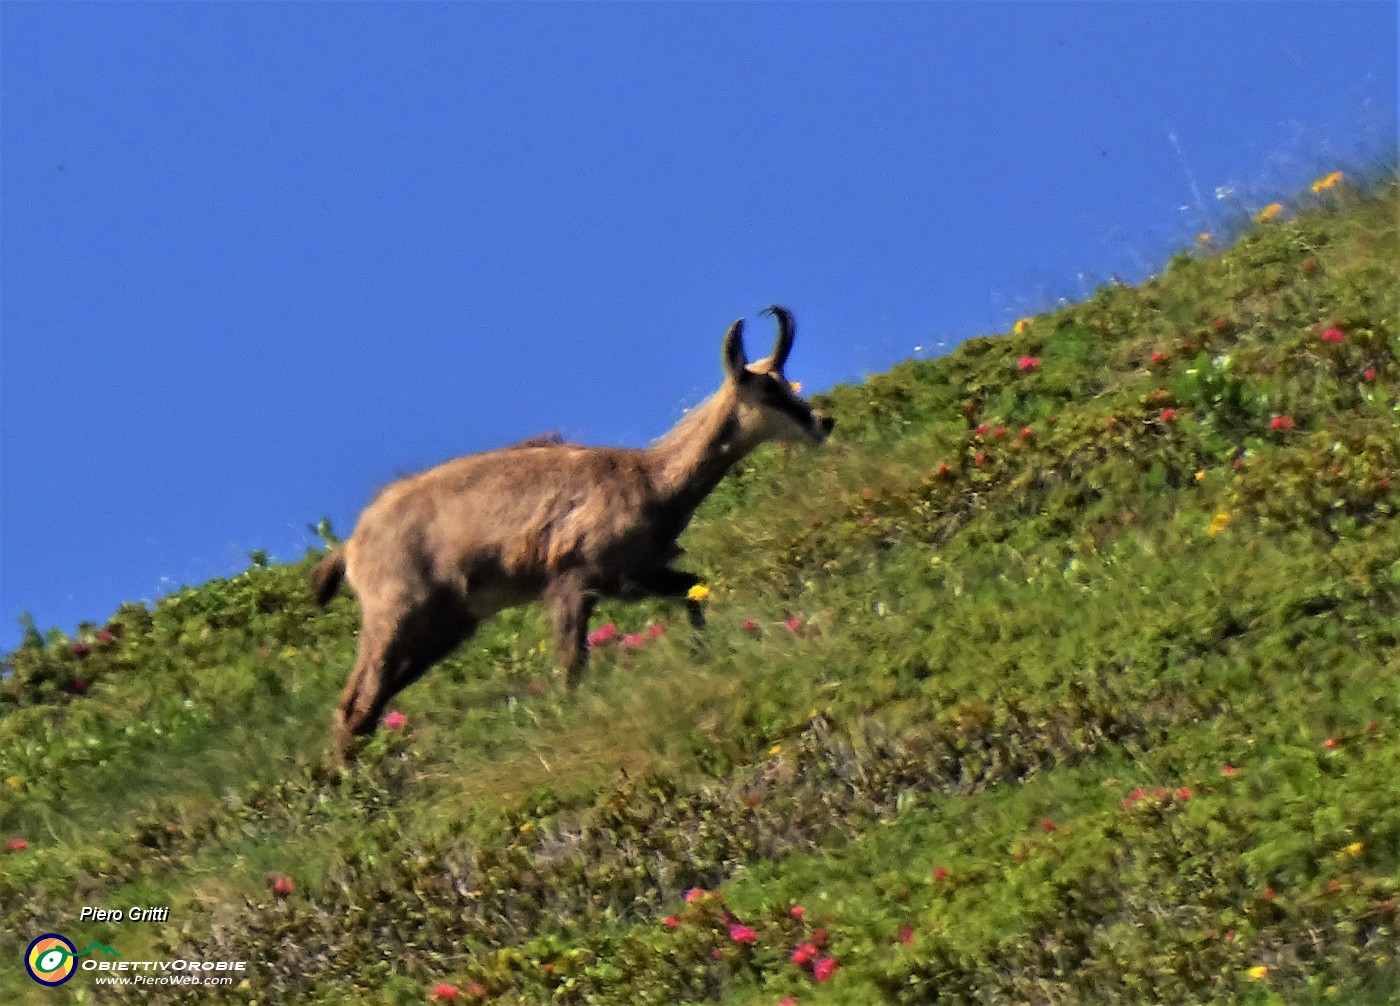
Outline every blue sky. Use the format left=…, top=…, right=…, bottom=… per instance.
left=1, top=3, right=1395, bottom=651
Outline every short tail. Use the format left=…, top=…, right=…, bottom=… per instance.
left=310, top=550, right=347, bottom=606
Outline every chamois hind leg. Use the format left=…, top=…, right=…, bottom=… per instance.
left=332, top=595, right=475, bottom=764
left=546, top=570, right=597, bottom=689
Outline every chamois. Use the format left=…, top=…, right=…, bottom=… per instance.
left=312, top=307, right=834, bottom=763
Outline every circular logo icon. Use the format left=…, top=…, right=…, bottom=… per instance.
left=26, top=933, right=78, bottom=986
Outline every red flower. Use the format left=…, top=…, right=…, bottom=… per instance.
left=1018, top=426, right=1034, bottom=441
left=992, top=426, right=1007, bottom=439
left=621, top=633, right=646, bottom=649
left=1323, top=736, right=1339, bottom=749
left=587, top=622, right=618, bottom=647
left=1321, top=326, right=1345, bottom=343
left=646, top=622, right=666, bottom=639
left=813, top=957, right=837, bottom=981
left=382, top=710, right=407, bottom=730
left=7, top=837, right=29, bottom=852
left=1040, top=819, right=1056, bottom=833
left=71, top=642, right=90, bottom=658
left=741, top=618, right=760, bottom=634
left=1212, top=318, right=1228, bottom=331
left=974, top=423, right=990, bottom=435
left=1269, top=414, right=1296, bottom=431
left=268, top=874, right=295, bottom=897
left=1221, top=764, right=1239, bottom=777
left=898, top=925, right=914, bottom=945
left=1363, top=367, right=1377, bottom=382
left=431, top=982, right=461, bottom=1001
left=812, top=928, right=827, bottom=947
left=932, top=866, right=948, bottom=882
left=1160, top=408, right=1177, bottom=423
left=790, top=905, right=805, bottom=922
left=96, top=629, right=115, bottom=646
left=1304, top=259, right=1317, bottom=273
left=466, top=983, right=486, bottom=998
left=1017, top=356, right=1040, bottom=372
left=935, top=462, right=951, bottom=476
left=1263, top=887, right=1275, bottom=901
left=784, top=617, right=804, bottom=634
left=71, top=676, right=89, bottom=694
left=729, top=923, right=757, bottom=944
left=711, top=948, right=724, bottom=960
left=778, top=999, right=798, bottom=1006
left=1149, top=351, right=1168, bottom=364
left=791, top=944, right=816, bottom=965
left=973, top=453, right=986, bottom=466
left=663, top=916, right=679, bottom=929
left=1177, top=787, right=1192, bottom=800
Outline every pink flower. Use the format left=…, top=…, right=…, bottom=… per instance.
left=1321, top=326, right=1345, bottom=343
left=784, top=617, right=804, bottom=634
left=1269, top=414, right=1296, bottom=431
left=663, top=916, right=679, bottom=929
left=7, top=837, right=28, bottom=852
left=96, top=629, right=115, bottom=646
left=268, top=873, right=295, bottom=897
left=382, top=710, right=407, bottom=730
left=646, top=622, right=666, bottom=639
left=587, top=622, right=618, bottom=647
left=621, top=633, right=646, bottom=649
left=779, top=999, right=798, bottom=1006
left=1221, top=764, right=1240, bottom=778
left=1017, top=356, right=1040, bottom=372
left=812, top=927, right=827, bottom=947
left=431, top=983, right=461, bottom=1002
left=71, top=642, right=90, bottom=658
left=791, top=943, right=817, bottom=965
left=813, top=956, right=837, bottom=981
left=1160, top=408, right=1177, bottom=423
left=684, top=887, right=708, bottom=903
left=729, top=923, right=757, bottom=944
left=741, top=618, right=760, bottom=634
left=898, top=925, right=914, bottom=945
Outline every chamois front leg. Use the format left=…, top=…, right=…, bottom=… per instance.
left=629, top=566, right=707, bottom=631
left=546, top=570, right=597, bottom=689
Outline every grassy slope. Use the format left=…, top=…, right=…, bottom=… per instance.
left=2, top=180, right=1397, bottom=1006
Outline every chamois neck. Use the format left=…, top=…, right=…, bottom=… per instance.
left=648, top=385, right=754, bottom=513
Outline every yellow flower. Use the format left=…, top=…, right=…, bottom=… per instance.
left=686, top=584, right=711, bottom=602
left=519, top=821, right=535, bottom=833
left=1342, top=841, right=1364, bottom=857
left=5, top=776, right=21, bottom=791
left=1255, top=202, right=1283, bottom=223
left=769, top=744, right=782, bottom=755
left=1194, top=470, right=1207, bottom=483
left=1311, top=171, right=1344, bottom=193
left=788, top=380, right=803, bottom=394
left=1013, top=318, right=1031, bottom=335
left=1196, top=232, right=1213, bottom=244
left=1208, top=511, right=1231, bottom=535
left=1246, top=965, right=1269, bottom=981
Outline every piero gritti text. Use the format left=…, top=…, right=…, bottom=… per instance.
left=79, top=906, right=171, bottom=922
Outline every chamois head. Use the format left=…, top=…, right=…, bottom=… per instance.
left=722, top=306, right=835, bottom=447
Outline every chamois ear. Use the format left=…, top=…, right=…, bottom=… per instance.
left=761, top=305, right=795, bottom=372
left=722, top=319, right=748, bottom=382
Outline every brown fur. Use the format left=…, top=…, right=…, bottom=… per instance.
left=315, top=307, right=833, bottom=763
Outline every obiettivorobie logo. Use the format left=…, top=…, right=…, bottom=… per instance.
left=25, top=933, right=120, bottom=986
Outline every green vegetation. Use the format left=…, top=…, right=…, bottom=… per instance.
left=2, top=177, right=1397, bottom=1005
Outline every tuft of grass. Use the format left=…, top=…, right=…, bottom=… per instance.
left=1, top=175, right=1396, bottom=1005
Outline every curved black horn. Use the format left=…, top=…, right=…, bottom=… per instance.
left=722, top=319, right=748, bottom=381
left=761, top=305, right=795, bottom=370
